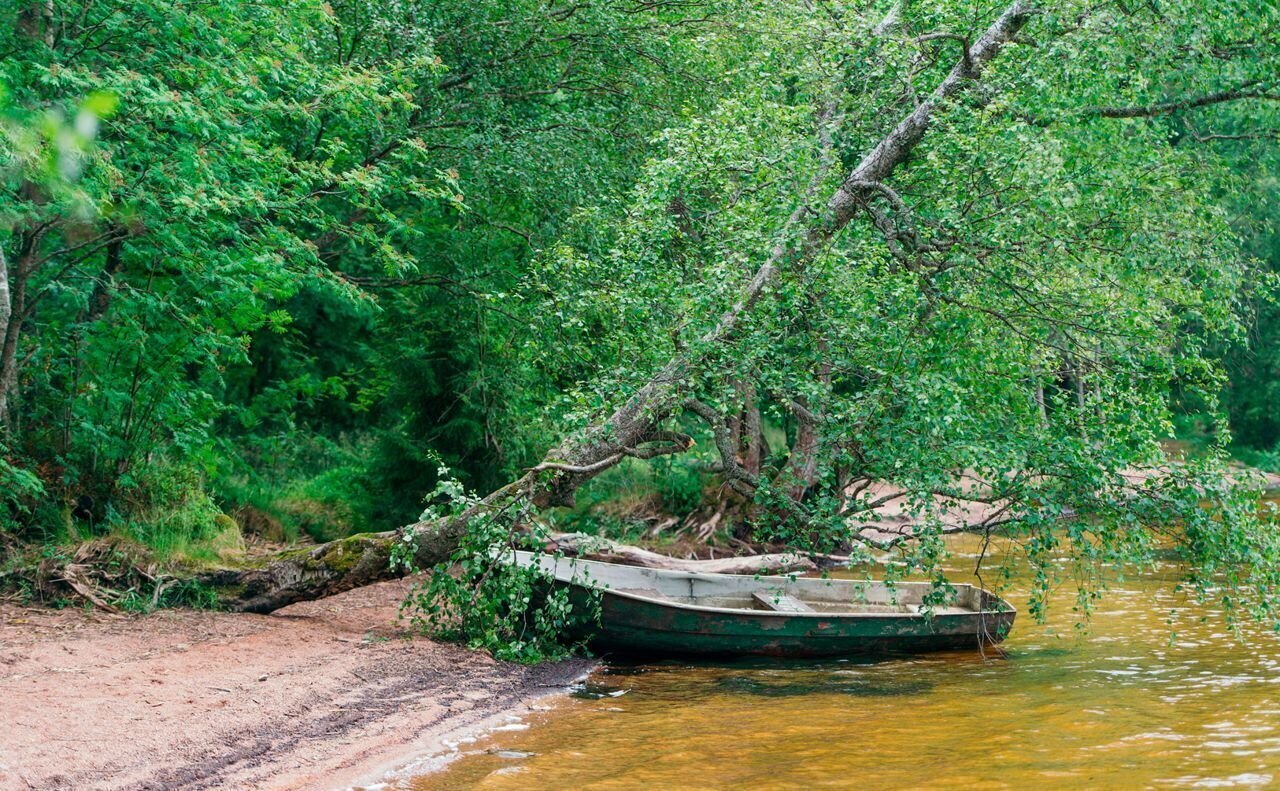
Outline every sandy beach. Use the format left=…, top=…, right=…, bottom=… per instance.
left=0, top=579, right=591, bottom=790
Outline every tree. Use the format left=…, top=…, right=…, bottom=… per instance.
left=212, top=0, right=1280, bottom=623
left=3, top=0, right=458, bottom=536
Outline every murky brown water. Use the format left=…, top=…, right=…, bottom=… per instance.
left=405, top=534, right=1280, bottom=790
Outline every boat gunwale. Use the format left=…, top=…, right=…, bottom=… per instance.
left=596, top=588, right=1015, bottom=622
left=508, top=550, right=1015, bottom=621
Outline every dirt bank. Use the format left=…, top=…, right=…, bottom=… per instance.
left=0, top=579, right=593, bottom=791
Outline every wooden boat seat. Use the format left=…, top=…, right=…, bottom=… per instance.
left=752, top=591, right=814, bottom=613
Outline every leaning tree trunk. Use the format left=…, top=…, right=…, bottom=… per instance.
left=206, top=2, right=1034, bottom=613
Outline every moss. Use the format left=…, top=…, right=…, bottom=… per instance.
left=315, top=544, right=358, bottom=575
left=207, top=513, right=246, bottom=561
left=308, top=534, right=386, bottom=576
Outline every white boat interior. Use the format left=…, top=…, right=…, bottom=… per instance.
left=507, top=550, right=1000, bottom=617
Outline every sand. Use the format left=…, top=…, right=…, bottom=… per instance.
left=0, top=578, right=591, bottom=790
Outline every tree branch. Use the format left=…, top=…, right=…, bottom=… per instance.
left=1085, top=84, right=1279, bottom=119
left=527, top=430, right=693, bottom=473
left=683, top=398, right=760, bottom=489
left=531, top=1, right=1032, bottom=508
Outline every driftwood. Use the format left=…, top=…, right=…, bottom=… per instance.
left=545, top=533, right=816, bottom=575
left=26, top=538, right=175, bottom=614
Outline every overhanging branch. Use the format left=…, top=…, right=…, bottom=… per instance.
left=1084, top=84, right=1279, bottom=119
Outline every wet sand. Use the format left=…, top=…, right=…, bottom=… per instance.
left=0, top=578, right=591, bottom=790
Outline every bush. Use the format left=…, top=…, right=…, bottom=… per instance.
left=394, top=463, right=598, bottom=663
left=0, top=452, right=47, bottom=538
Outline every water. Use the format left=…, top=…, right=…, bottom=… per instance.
left=405, top=534, right=1280, bottom=790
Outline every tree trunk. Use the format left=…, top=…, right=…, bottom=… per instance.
left=205, top=480, right=528, bottom=612
left=0, top=245, right=11, bottom=424
left=204, top=1, right=1034, bottom=612
left=781, top=397, right=821, bottom=502
left=0, top=248, right=28, bottom=430
left=740, top=382, right=763, bottom=477
left=200, top=531, right=407, bottom=614
left=83, top=236, right=124, bottom=325
left=203, top=482, right=818, bottom=613
left=17, top=1, right=55, bottom=46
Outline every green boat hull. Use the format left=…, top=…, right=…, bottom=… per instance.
left=509, top=550, right=1016, bottom=659
left=571, top=587, right=1015, bottom=658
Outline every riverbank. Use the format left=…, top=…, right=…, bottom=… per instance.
left=0, top=578, right=593, bottom=791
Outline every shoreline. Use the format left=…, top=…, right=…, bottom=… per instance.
left=345, top=680, right=589, bottom=790
left=0, top=578, right=594, bottom=791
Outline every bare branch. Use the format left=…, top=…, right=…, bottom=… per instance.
left=683, top=398, right=760, bottom=488
left=527, top=431, right=693, bottom=474
left=1181, top=123, right=1280, bottom=143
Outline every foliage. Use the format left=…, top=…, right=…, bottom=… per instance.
left=0, top=0, right=744, bottom=553
left=0, top=0, right=1279, bottom=644
left=0, top=450, right=44, bottom=532
left=510, top=0, right=1280, bottom=628
left=392, top=462, right=596, bottom=662
left=1219, top=124, right=1280, bottom=455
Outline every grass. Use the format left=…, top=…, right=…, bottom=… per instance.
left=110, top=488, right=244, bottom=566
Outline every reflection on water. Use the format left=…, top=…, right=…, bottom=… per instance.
left=712, top=671, right=934, bottom=698
left=405, top=535, right=1280, bottom=790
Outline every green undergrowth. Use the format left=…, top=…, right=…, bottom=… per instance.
left=114, top=488, right=245, bottom=566
left=548, top=457, right=713, bottom=541
left=1234, top=447, right=1280, bottom=476
left=395, top=463, right=601, bottom=664
left=211, top=434, right=440, bottom=544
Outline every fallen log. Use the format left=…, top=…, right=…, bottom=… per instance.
left=546, top=532, right=816, bottom=575
left=199, top=531, right=406, bottom=613
left=200, top=510, right=813, bottom=613
left=199, top=479, right=504, bottom=613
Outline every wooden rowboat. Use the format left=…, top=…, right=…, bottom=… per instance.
left=506, top=549, right=1016, bottom=658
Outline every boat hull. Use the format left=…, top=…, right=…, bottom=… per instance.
left=577, top=588, right=1015, bottom=658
